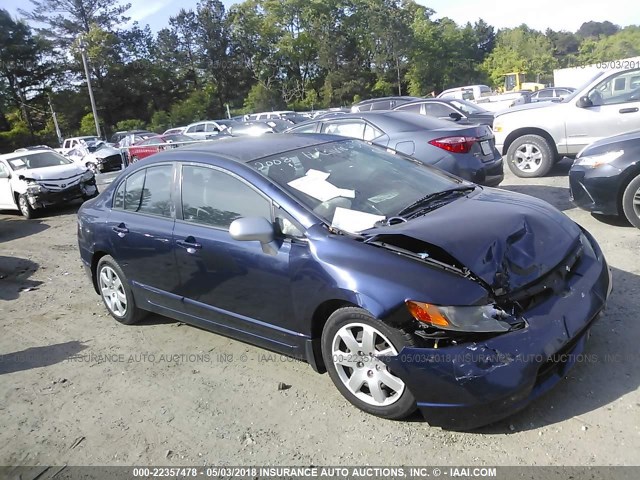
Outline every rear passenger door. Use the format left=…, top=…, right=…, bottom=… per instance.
left=107, top=163, right=181, bottom=309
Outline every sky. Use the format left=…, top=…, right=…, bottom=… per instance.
left=4, top=0, right=640, bottom=33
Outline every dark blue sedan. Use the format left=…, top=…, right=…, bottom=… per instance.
left=77, top=134, right=611, bottom=429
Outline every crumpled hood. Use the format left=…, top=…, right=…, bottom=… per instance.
left=19, top=163, right=86, bottom=181
left=368, top=187, right=582, bottom=295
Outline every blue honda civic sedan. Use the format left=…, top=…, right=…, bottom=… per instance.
left=77, top=134, right=611, bottom=429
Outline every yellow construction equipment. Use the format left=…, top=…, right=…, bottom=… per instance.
left=502, top=72, right=545, bottom=93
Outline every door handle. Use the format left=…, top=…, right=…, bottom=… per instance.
left=112, top=224, right=129, bottom=237
left=176, top=238, right=202, bottom=253
left=619, top=107, right=639, bottom=114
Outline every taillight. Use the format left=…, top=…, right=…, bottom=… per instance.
left=429, top=136, right=477, bottom=154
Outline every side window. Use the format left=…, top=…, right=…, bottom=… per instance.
left=363, top=124, right=383, bottom=141
left=194, top=124, right=205, bottom=133
left=181, top=165, right=271, bottom=229
left=322, top=121, right=366, bottom=139
left=205, top=123, right=219, bottom=132
left=289, top=123, right=318, bottom=133
left=538, top=90, right=553, bottom=98
left=186, top=126, right=196, bottom=134
left=425, top=103, right=456, bottom=118
left=113, top=165, right=173, bottom=218
left=274, top=206, right=304, bottom=239
left=0, top=162, right=9, bottom=177
left=395, top=103, right=422, bottom=113
left=590, top=69, right=640, bottom=105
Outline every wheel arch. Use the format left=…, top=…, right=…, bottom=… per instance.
left=90, top=251, right=110, bottom=294
left=503, top=127, right=559, bottom=159
left=617, top=165, right=640, bottom=216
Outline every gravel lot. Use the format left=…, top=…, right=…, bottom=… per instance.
left=1, top=160, right=639, bottom=467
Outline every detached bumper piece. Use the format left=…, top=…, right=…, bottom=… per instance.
left=380, top=230, right=611, bottom=430
left=97, top=154, right=125, bottom=173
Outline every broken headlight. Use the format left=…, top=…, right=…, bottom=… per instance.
left=26, top=182, right=46, bottom=195
left=406, top=301, right=518, bottom=333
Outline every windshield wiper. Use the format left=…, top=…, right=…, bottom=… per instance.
left=397, top=186, right=476, bottom=218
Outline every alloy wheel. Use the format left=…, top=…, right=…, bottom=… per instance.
left=513, top=143, right=543, bottom=173
left=18, top=196, right=30, bottom=216
left=331, top=323, right=405, bottom=407
left=98, top=265, right=127, bottom=317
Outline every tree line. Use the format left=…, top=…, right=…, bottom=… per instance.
left=1, top=0, right=639, bottom=151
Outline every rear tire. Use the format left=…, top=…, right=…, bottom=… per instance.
left=96, top=255, right=146, bottom=325
left=506, top=134, right=554, bottom=178
left=18, top=194, right=37, bottom=219
left=321, top=307, right=417, bottom=419
left=622, top=175, right=640, bottom=229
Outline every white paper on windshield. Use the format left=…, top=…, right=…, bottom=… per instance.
left=288, top=169, right=355, bottom=202
left=331, top=207, right=385, bottom=233
left=10, top=159, right=25, bottom=167
left=368, top=191, right=399, bottom=204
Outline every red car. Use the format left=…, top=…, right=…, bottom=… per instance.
left=128, top=134, right=195, bottom=163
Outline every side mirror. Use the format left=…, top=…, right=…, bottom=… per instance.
left=229, top=217, right=278, bottom=255
left=576, top=96, right=593, bottom=108
left=449, top=112, right=463, bottom=121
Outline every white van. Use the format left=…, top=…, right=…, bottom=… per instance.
left=438, top=85, right=493, bottom=101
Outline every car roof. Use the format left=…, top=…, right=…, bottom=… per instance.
left=292, top=110, right=460, bottom=132
left=149, top=133, right=344, bottom=164
left=354, top=96, right=421, bottom=105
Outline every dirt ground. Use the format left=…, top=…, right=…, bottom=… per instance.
left=1, top=160, right=639, bottom=467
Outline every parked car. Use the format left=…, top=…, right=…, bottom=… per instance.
left=128, top=134, right=196, bottom=163
left=67, top=142, right=124, bottom=174
left=77, top=134, right=611, bottom=429
left=285, top=111, right=504, bottom=186
left=228, top=121, right=275, bottom=136
left=351, top=96, right=422, bottom=112
left=394, top=98, right=495, bottom=126
left=57, top=136, right=100, bottom=155
left=528, top=87, right=575, bottom=103
left=183, top=121, right=229, bottom=140
left=493, top=67, right=640, bottom=177
left=110, top=130, right=152, bottom=145
left=0, top=149, right=97, bottom=219
left=569, top=129, right=640, bottom=228
left=244, top=111, right=296, bottom=121
left=162, top=127, right=188, bottom=135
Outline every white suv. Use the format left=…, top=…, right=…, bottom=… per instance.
left=494, top=67, right=640, bottom=177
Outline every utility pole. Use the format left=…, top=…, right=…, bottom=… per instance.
left=78, top=36, right=101, bottom=138
left=47, top=94, right=63, bottom=146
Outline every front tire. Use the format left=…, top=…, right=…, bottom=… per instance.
left=506, top=134, right=554, bottom=178
left=18, top=194, right=37, bottom=219
left=96, top=255, right=146, bottom=325
left=622, top=175, right=640, bottom=229
left=321, top=307, right=417, bottom=419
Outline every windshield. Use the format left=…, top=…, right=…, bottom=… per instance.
left=561, top=72, right=606, bottom=103
left=8, top=151, right=73, bottom=171
left=249, top=140, right=464, bottom=233
left=450, top=99, right=488, bottom=115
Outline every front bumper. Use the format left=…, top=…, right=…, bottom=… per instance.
left=569, top=158, right=626, bottom=216
left=381, top=230, right=611, bottom=430
left=28, top=181, right=97, bottom=209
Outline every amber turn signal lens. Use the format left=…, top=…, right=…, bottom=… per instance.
left=405, top=301, right=450, bottom=327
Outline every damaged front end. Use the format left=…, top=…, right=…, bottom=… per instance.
left=20, top=170, right=97, bottom=210
left=367, top=221, right=611, bottom=429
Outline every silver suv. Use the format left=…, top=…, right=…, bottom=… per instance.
left=494, top=67, right=640, bottom=177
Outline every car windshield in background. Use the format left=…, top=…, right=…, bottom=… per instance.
left=450, top=99, right=488, bottom=115
left=249, top=140, right=463, bottom=232
left=8, top=152, right=73, bottom=170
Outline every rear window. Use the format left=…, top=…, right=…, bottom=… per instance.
left=385, top=112, right=460, bottom=131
